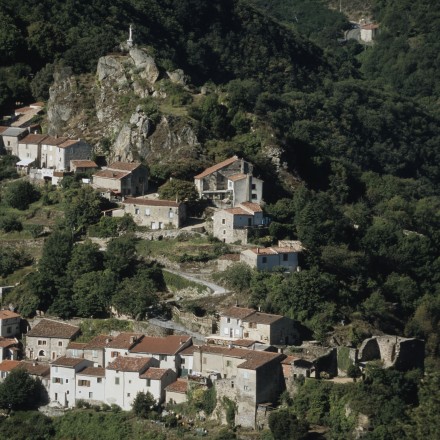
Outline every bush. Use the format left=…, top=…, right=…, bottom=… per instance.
left=0, top=215, right=23, bottom=233
left=3, top=181, right=40, bottom=210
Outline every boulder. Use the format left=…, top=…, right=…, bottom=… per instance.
left=129, top=48, right=160, bottom=84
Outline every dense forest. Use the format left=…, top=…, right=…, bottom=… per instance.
left=0, top=0, right=439, bottom=438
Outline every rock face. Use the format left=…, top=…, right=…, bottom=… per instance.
left=47, top=47, right=201, bottom=165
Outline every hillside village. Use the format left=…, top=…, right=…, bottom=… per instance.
left=0, top=123, right=426, bottom=432
left=0, top=0, right=438, bottom=438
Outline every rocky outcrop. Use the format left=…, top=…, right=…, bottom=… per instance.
left=129, top=48, right=160, bottom=84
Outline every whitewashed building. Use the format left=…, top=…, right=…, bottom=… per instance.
left=75, top=366, right=106, bottom=405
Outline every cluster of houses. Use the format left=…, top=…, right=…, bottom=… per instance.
left=0, top=307, right=424, bottom=428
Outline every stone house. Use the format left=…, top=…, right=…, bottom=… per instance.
left=93, top=162, right=148, bottom=198
left=50, top=357, right=94, bottom=408
left=105, top=356, right=159, bottom=410
left=67, top=334, right=113, bottom=367
left=70, top=160, right=98, bottom=174
left=0, top=337, right=19, bottom=361
left=165, top=378, right=188, bottom=404
left=25, top=319, right=80, bottom=362
left=104, top=332, right=144, bottom=366
left=360, top=23, right=379, bottom=42
left=213, top=202, right=265, bottom=244
left=75, top=366, right=106, bottom=405
left=194, top=156, right=263, bottom=208
left=19, top=361, right=51, bottom=393
left=219, top=306, right=299, bottom=345
left=240, top=242, right=303, bottom=272
left=0, top=126, right=28, bottom=155
left=0, top=310, right=21, bottom=338
left=139, top=367, right=177, bottom=404
left=16, top=133, right=48, bottom=165
left=128, top=335, right=192, bottom=372
left=40, top=136, right=92, bottom=171
left=193, top=346, right=285, bottom=428
left=121, top=197, right=186, bottom=229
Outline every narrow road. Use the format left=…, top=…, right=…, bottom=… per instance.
left=164, top=268, right=229, bottom=296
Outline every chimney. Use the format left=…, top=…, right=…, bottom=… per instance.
left=130, top=336, right=136, bottom=344
left=256, top=247, right=259, bottom=254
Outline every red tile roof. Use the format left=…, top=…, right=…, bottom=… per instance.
left=194, top=156, right=239, bottom=179
left=107, top=356, right=152, bottom=372
left=123, top=198, right=180, bottom=207
left=228, top=173, right=247, bottom=182
left=93, top=169, right=131, bottom=180
left=84, top=335, right=113, bottom=350
left=224, top=207, right=252, bottom=216
left=51, top=357, right=87, bottom=368
left=19, top=361, right=50, bottom=377
left=240, top=202, right=263, bottom=213
left=19, top=134, right=48, bottom=144
left=106, top=333, right=143, bottom=349
left=78, top=367, right=105, bottom=377
left=71, top=160, right=97, bottom=168
left=361, top=23, right=379, bottom=30
left=0, top=360, right=21, bottom=372
left=140, top=367, right=171, bottom=380
left=0, top=337, right=18, bottom=348
left=221, top=306, right=255, bottom=320
left=67, top=342, right=87, bottom=350
left=130, top=335, right=191, bottom=355
left=180, top=345, right=196, bottom=356
left=107, top=162, right=142, bottom=171
left=43, top=136, right=68, bottom=146
left=0, top=126, right=9, bottom=134
left=231, top=339, right=257, bottom=348
left=0, top=310, right=20, bottom=320
left=242, top=311, right=283, bottom=325
left=59, top=139, right=80, bottom=149
left=166, top=379, right=188, bottom=393
left=27, top=319, right=79, bottom=339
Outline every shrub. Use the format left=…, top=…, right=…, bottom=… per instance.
left=3, top=180, right=40, bottom=210
left=0, top=215, right=23, bottom=233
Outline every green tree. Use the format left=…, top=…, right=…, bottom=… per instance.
left=268, top=409, right=309, bottom=440
left=73, top=270, right=117, bottom=317
left=132, top=391, right=156, bottom=418
left=0, top=411, right=55, bottom=440
left=0, top=369, right=47, bottom=411
left=66, top=240, right=103, bottom=282
left=3, top=181, right=40, bottom=210
left=104, top=236, right=137, bottom=279
left=158, top=178, right=199, bottom=203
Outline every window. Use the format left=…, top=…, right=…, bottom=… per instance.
left=283, top=253, right=288, bottom=261
left=262, top=257, right=267, bottom=263
left=223, top=327, right=229, bottom=335
left=159, top=355, right=167, bottom=361
left=92, top=350, right=98, bottom=358
left=244, top=385, right=250, bottom=391
left=135, top=208, right=140, bottom=215
left=66, top=379, right=69, bottom=383
left=231, top=381, right=234, bottom=388
left=252, top=194, right=257, bottom=199
left=49, top=145, right=53, bottom=151
left=115, top=377, right=120, bottom=385
left=127, top=393, right=131, bottom=397
left=38, top=340, right=47, bottom=346
left=223, top=230, right=226, bottom=235
left=58, top=341, right=63, bottom=347
left=145, top=208, right=150, bottom=216
left=43, top=145, right=47, bottom=151
left=97, top=378, right=102, bottom=383
left=251, top=184, right=256, bottom=190
left=227, top=318, right=230, bottom=323
left=52, top=377, right=63, bottom=384
left=226, top=360, right=232, bottom=367
left=7, top=141, right=10, bottom=146
left=38, top=350, right=45, bottom=357
left=181, top=358, right=185, bottom=365
left=146, top=379, right=151, bottom=387
left=89, top=392, right=93, bottom=399
left=111, top=351, right=119, bottom=357
left=243, top=371, right=249, bottom=379
left=78, top=380, right=91, bottom=387
left=222, top=218, right=226, bottom=224
left=128, top=380, right=131, bottom=384
left=249, top=322, right=256, bottom=329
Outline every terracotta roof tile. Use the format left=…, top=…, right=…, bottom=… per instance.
left=231, top=339, right=257, bottom=348
left=67, top=342, right=87, bottom=350
left=51, top=356, right=87, bottom=367
left=93, top=169, right=131, bottom=180
left=0, top=337, right=18, bottom=348
left=78, top=367, right=105, bottom=377
left=242, top=311, right=283, bottom=325
left=0, top=126, right=9, bottom=134
left=43, top=136, right=68, bottom=146
left=19, top=134, right=48, bottom=144
left=240, top=202, right=263, bottom=213
left=228, top=173, right=247, bottom=182
left=166, top=379, right=188, bottom=393
left=140, top=367, right=171, bottom=380
left=59, top=139, right=80, bottom=149
left=84, top=335, right=113, bottom=350
left=130, top=335, right=191, bottom=355
left=107, top=356, right=152, bottom=372
left=19, top=361, right=50, bottom=377
left=221, top=306, right=255, bottom=320
left=71, top=160, right=97, bottom=168
left=123, top=198, right=181, bottom=207
left=0, top=360, right=21, bottom=372
left=224, top=207, right=252, bottom=216
left=107, top=162, right=142, bottom=171
left=106, top=333, right=143, bottom=349
left=194, top=156, right=239, bottom=179
left=27, top=319, right=79, bottom=339
left=180, top=345, right=196, bottom=356
left=0, top=310, right=20, bottom=320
